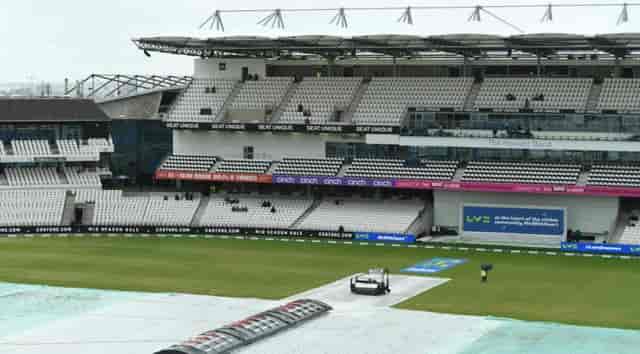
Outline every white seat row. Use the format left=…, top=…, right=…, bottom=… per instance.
left=597, top=78, right=640, bottom=113
left=474, top=78, right=592, bottom=112
left=74, top=189, right=122, bottom=203
left=462, top=161, right=580, bottom=185
left=198, top=195, right=313, bottom=229
left=297, top=198, right=423, bottom=233
left=273, top=158, right=344, bottom=176
left=166, top=79, right=236, bottom=122
left=5, top=167, right=61, bottom=186
left=354, top=77, right=473, bottom=125
left=63, top=167, right=101, bottom=186
left=215, top=159, right=272, bottom=174
left=231, top=77, right=293, bottom=110
left=345, top=159, right=457, bottom=180
left=11, top=139, right=51, bottom=156
left=588, top=164, right=640, bottom=187
left=160, top=154, right=218, bottom=172
left=279, top=77, right=362, bottom=124
left=0, top=190, right=65, bottom=226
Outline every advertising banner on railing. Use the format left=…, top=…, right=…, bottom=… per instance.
left=353, top=232, right=416, bottom=243
left=155, top=170, right=273, bottom=184
left=561, top=242, right=640, bottom=256
left=462, top=204, right=565, bottom=237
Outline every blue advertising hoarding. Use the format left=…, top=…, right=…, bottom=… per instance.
left=353, top=232, right=415, bottom=243
left=462, top=205, right=565, bottom=237
left=561, top=242, right=640, bottom=256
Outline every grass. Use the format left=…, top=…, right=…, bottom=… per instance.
left=1, top=236, right=640, bottom=329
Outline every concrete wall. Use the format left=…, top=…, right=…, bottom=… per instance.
left=173, top=130, right=365, bottom=160
left=194, top=58, right=267, bottom=80
left=433, top=190, right=619, bottom=235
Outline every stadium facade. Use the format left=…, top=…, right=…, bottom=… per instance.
left=3, top=33, right=640, bottom=251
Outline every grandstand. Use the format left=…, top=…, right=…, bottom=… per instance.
left=4, top=33, right=640, bottom=251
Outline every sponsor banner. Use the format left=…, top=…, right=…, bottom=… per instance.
left=353, top=232, right=415, bottom=243
left=462, top=205, right=565, bottom=237
left=272, top=175, right=394, bottom=188
left=155, top=170, right=272, bottom=184
left=163, top=121, right=400, bottom=134
left=561, top=242, right=640, bottom=256
left=156, top=170, right=640, bottom=198
left=0, top=225, right=354, bottom=240
left=401, top=257, right=467, bottom=274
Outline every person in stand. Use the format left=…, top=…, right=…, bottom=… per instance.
left=297, top=103, right=304, bottom=112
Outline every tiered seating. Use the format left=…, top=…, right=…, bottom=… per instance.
left=597, top=78, right=640, bottom=113
left=11, top=139, right=51, bottom=156
left=198, top=195, right=313, bottom=229
left=462, top=161, right=580, bottom=184
left=57, top=139, right=81, bottom=156
left=215, top=159, right=271, bottom=174
left=474, top=78, right=591, bottom=112
left=160, top=155, right=217, bottom=172
left=353, top=77, right=472, bottom=125
left=5, top=167, right=61, bottom=186
left=297, top=198, right=423, bottom=233
left=74, top=189, right=122, bottom=203
left=93, top=197, right=150, bottom=226
left=280, top=77, right=361, bottom=123
left=0, top=190, right=65, bottom=226
left=273, top=157, right=344, bottom=176
left=143, top=195, right=200, bottom=226
left=231, top=77, right=293, bottom=109
left=0, top=141, right=5, bottom=155
left=619, top=224, right=640, bottom=245
left=344, top=159, right=457, bottom=180
left=167, top=79, right=235, bottom=122
left=63, top=167, right=101, bottom=186
left=588, top=164, right=640, bottom=187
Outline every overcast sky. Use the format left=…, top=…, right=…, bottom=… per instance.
left=1, top=0, right=638, bottom=83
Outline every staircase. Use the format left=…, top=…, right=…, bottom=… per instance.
left=190, top=196, right=210, bottom=226
left=270, top=81, right=299, bottom=123
left=342, top=81, right=369, bottom=124
left=266, top=161, right=281, bottom=175
left=60, top=192, right=76, bottom=226
left=337, top=163, right=351, bottom=177
left=585, top=83, right=602, bottom=113
left=452, top=163, right=467, bottom=182
left=82, top=204, right=95, bottom=225
left=577, top=170, right=590, bottom=186
left=290, top=199, right=321, bottom=228
left=215, top=81, right=243, bottom=122
left=58, top=169, right=70, bottom=185
left=463, top=82, right=482, bottom=111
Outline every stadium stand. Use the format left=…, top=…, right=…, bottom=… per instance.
left=0, top=141, right=4, bottom=156
left=215, top=159, right=272, bottom=174
left=273, top=157, right=344, bottom=176
left=198, top=195, right=313, bottom=228
left=344, top=159, right=458, bottom=180
left=11, top=139, right=52, bottom=156
left=143, top=195, right=200, bottom=226
left=462, top=161, right=581, bottom=184
left=167, top=79, right=235, bottom=122
left=93, top=196, right=150, bottom=226
left=160, top=155, right=217, bottom=172
left=231, top=77, right=293, bottom=110
left=353, top=77, right=473, bottom=125
left=279, top=77, right=361, bottom=123
left=0, top=190, right=65, bottom=226
left=297, top=198, right=423, bottom=233
left=596, top=78, right=640, bottom=113
left=5, top=167, right=62, bottom=186
left=74, top=189, right=122, bottom=203
left=63, top=167, right=101, bottom=186
left=588, top=164, right=640, bottom=187
left=474, top=78, right=591, bottom=112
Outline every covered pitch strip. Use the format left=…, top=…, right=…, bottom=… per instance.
left=154, top=299, right=331, bottom=354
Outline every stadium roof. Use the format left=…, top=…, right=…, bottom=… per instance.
left=133, top=33, right=640, bottom=59
left=0, top=98, right=110, bottom=123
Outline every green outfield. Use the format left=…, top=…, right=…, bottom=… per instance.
left=1, top=236, right=639, bottom=329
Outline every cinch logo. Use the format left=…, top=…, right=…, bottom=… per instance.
left=563, top=243, right=578, bottom=250
left=465, top=215, right=491, bottom=224
left=630, top=247, right=640, bottom=253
